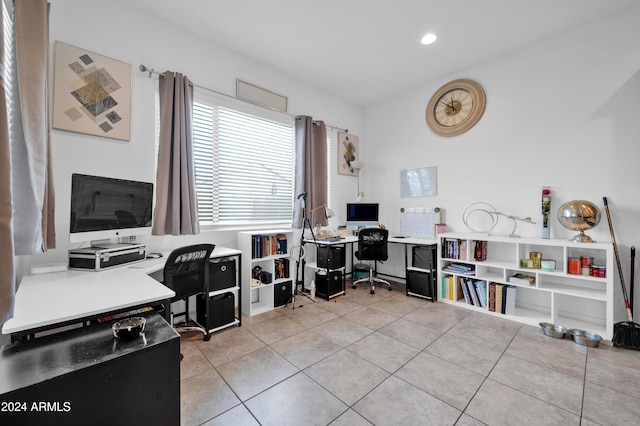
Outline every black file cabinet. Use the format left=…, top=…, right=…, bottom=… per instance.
left=315, top=270, right=344, bottom=300
left=406, top=244, right=437, bottom=301
left=317, top=245, right=346, bottom=269
left=197, top=292, right=236, bottom=330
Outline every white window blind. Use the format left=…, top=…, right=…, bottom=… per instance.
left=192, top=93, right=295, bottom=225
left=1, top=0, right=14, bottom=116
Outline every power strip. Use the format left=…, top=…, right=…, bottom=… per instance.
left=30, top=263, right=68, bottom=275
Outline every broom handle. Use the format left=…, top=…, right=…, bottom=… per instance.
left=631, top=246, right=635, bottom=316
left=603, top=197, right=633, bottom=322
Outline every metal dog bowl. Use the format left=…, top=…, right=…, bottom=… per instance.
left=112, top=317, right=146, bottom=340
left=539, top=322, right=568, bottom=339
left=569, top=329, right=602, bottom=347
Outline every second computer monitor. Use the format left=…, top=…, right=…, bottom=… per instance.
left=346, top=203, right=379, bottom=227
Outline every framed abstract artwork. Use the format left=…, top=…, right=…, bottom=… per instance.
left=52, top=41, right=131, bottom=141
left=337, top=131, right=360, bottom=176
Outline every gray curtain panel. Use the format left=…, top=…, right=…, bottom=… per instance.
left=1, top=0, right=54, bottom=324
left=152, top=71, right=200, bottom=236
left=11, top=0, right=55, bottom=254
left=0, top=5, right=13, bottom=324
left=292, top=116, right=327, bottom=229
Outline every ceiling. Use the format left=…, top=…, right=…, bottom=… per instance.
left=121, top=0, right=638, bottom=106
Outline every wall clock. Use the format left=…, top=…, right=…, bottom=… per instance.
left=425, top=78, right=486, bottom=137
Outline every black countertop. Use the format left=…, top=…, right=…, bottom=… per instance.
left=0, top=313, right=179, bottom=395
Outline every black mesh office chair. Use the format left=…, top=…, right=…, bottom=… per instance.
left=162, top=243, right=215, bottom=341
left=352, top=228, right=392, bottom=294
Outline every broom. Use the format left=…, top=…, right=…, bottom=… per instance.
left=603, top=197, right=640, bottom=349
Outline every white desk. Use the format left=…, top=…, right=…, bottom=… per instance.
left=305, top=234, right=437, bottom=279
left=2, top=245, right=242, bottom=340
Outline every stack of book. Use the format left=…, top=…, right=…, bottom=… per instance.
left=441, top=238, right=468, bottom=260
left=458, top=277, right=488, bottom=308
left=488, top=283, right=517, bottom=315
left=274, top=258, right=289, bottom=279
left=442, top=263, right=475, bottom=275
left=441, top=275, right=463, bottom=301
left=251, top=234, right=288, bottom=258
left=509, top=273, right=536, bottom=285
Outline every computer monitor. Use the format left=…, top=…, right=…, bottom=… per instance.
left=69, top=173, right=154, bottom=244
left=346, top=203, right=379, bottom=227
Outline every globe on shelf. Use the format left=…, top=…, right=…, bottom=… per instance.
left=557, top=200, right=601, bottom=243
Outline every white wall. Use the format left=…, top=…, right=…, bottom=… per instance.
left=18, top=0, right=363, bottom=274
left=19, top=2, right=640, bottom=321
left=363, top=6, right=640, bottom=315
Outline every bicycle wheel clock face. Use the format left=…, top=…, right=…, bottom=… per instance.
left=425, top=78, right=486, bottom=137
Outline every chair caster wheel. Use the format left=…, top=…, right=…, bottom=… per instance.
left=388, top=287, right=392, bottom=291
left=370, top=289, right=375, bottom=294
left=352, top=285, right=357, bottom=289
left=204, top=335, right=211, bottom=342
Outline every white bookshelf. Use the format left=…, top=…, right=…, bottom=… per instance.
left=237, top=229, right=293, bottom=316
left=437, top=233, right=615, bottom=341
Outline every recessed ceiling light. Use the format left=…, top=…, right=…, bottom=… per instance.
left=421, top=33, right=437, bottom=45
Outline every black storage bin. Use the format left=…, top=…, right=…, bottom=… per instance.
left=406, top=269, right=436, bottom=301
left=197, top=292, right=235, bottom=329
left=317, top=245, right=345, bottom=270
left=315, top=270, right=344, bottom=300
left=412, top=245, right=436, bottom=270
left=274, top=281, right=293, bottom=307
left=209, top=259, right=236, bottom=291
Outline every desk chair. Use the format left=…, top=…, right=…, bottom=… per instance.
left=352, top=228, right=392, bottom=294
left=162, top=243, right=215, bottom=341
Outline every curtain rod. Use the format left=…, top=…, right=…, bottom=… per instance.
left=139, top=64, right=348, bottom=134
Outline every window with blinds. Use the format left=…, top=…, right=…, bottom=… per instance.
left=1, top=0, right=14, bottom=111
left=192, top=94, right=295, bottom=225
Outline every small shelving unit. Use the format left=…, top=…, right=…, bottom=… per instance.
left=406, top=244, right=437, bottom=301
left=196, top=248, right=243, bottom=335
left=437, top=233, right=615, bottom=341
left=237, top=229, right=293, bottom=316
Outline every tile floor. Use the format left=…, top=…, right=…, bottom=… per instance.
left=179, top=282, right=640, bottom=425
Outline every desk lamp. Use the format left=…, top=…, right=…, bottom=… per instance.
left=351, top=160, right=365, bottom=202
left=308, top=205, right=335, bottom=228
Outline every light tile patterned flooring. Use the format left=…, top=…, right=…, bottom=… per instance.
left=179, top=282, right=640, bottom=425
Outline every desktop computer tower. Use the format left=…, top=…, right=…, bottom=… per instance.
left=317, top=245, right=345, bottom=269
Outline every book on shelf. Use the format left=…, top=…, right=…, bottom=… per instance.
left=456, top=277, right=488, bottom=308
left=443, top=275, right=463, bottom=301
left=474, top=240, right=487, bottom=261
left=442, top=275, right=450, bottom=300
left=466, top=279, right=480, bottom=307
left=274, top=258, right=290, bottom=279
left=494, top=283, right=505, bottom=314
left=504, top=285, right=517, bottom=315
left=276, top=234, right=288, bottom=255
left=442, top=238, right=467, bottom=260
left=251, top=234, right=288, bottom=258
left=459, top=277, right=471, bottom=305
left=500, top=284, right=509, bottom=314
left=474, top=280, right=487, bottom=308
left=488, top=283, right=496, bottom=312
left=443, top=263, right=475, bottom=275
left=509, top=273, right=536, bottom=286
